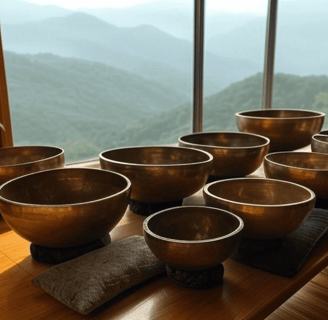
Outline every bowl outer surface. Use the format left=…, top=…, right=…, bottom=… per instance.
left=0, top=168, right=131, bottom=247
left=143, top=206, right=243, bottom=270
left=99, top=146, right=213, bottom=203
left=144, top=232, right=241, bottom=270
left=203, top=178, right=316, bottom=239
left=236, top=109, right=325, bottom=151
left=264, top=152, right=328, bottom=199
left=311, top=134, right=328, bottom=153
left=0, top=146, right=65, bottom=185
left=178, top=132, right=270, bottom=178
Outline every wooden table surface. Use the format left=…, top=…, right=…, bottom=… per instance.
left=2, top=162, right=328, bottom=320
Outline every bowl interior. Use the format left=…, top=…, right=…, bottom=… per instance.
left=0, top=146, right=63, bottom=167
left=0, top=169, right=129, bottom=205
left=146, top=207, right=241, bottom=241
left=101, top=146, right=210, bottom=166
left=180, top=132, right=268, bottom=148
left=206, top=179, right=312, bottom=205
left=266, top=152, right=328, bottom=170
left=238, top=109, right=322, bottom=119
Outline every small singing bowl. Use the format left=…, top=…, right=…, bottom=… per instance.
left=143, top=206, right=243, bottom=271
left=0, top=145, right=65, bottom=185
left=99, top=146, right=213, bottom=203
left=203, top=178, right=315, bottom=239
left=236, top=109, right=325, bottom=151
left=178, top=131, right=269, bottom=178
left=0, top=168, right=131, bottom=247
left=311, top=130, right=328, bottom=153
left=264, top=152, right=328, bottom=199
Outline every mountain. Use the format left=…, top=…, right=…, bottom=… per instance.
left=115, top=73, right=328, bottom=147
left=207, top=0, right=328, bottom=76
left=80, top=2, right=260, bottom=41
left=0, top=0, right=71, bottom=24
left=4, top=51, right=188, bottom=161
left=1, top=12, right=259, bottom=96
left=6, top=50, right=328, bottom=162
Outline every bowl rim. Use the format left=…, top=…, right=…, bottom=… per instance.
left=0, top=167, right=131, bottom=208
left=312, top=133, right=328, bottom=144
left=99, top=145, right=213, bottom=167
left=143, top=205, right=244, bottom=244
left=0, top=145, right=64, bottom=169
left=203, top=177, right=316, bottom=208
left=235, top=108, right=325, bottom=120
left=265, top=151, right=328, bottom=172
left=178, top=131, right=270, bottom=150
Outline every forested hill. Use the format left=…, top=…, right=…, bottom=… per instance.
left=5, top=50, right=328, bottom=161
left=5, top=51, right=187, bottom=160
left=116, top=73, right=328, bottom=147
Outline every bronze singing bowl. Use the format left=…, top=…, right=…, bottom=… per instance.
left=203, top=178, right=315, bottom=239
left=178, top=131, right=269, bottom=178
left=311, top=130, right=328, bottom=153
left=264, top=152, right=328, bottom=199
left=0, top=145, right=65, bottom=185
left=0, top=168, right=131, bottom=247
left=236, top=109, right=325, bottom=151
left=143, top=206, right=243, bottom=271
left=99, top=146, right=213, bottom=203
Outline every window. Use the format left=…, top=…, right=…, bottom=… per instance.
left=273, top=0, right=328, bottom=114
left=1, top=0, right=326, bottom=163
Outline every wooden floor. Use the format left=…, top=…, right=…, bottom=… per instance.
left=267, top=266, right=328, bottom=319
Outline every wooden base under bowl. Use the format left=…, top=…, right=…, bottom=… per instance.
left=129, top=199, right=183, bottom=216
left=30, top=234, right=111, bottom=264
left=166, top=264, right=224, bottom=289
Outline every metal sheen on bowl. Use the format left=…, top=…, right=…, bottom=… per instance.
left=178, top=131, right=269, bottom=178
left=236, top=109, right=325, bottom=151
left=311, top=130, right=328, bottom=154
left=203, top=178, right=315, bottom=239
left=143, top=206, right=243, bottom=271
left=0, top=168, right=131, bottom=247
left=99, top=146, right=213, bottom=203
left=264, top=151, right=328, bottom=199
left=0, top=145, right=65, bottom=185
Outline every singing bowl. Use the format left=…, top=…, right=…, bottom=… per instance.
left=311, top=130, right=328, bottom=153
left=236, top=109, right=325, bottom=151
left=178, top=131, right=269, bottom=178
left=143, top=206, right=243, bottom=271
left=203, top=178, right=315, bottom=239
left=0, top=145, right=65, bottom=185
left=264, top=152, right=328, bottom=199
left=99, top=146, right=213, bottom=203
left=0, top=168, right=131, bottom=247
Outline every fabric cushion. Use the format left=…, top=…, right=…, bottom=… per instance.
left=32, top=235, right=165, bottom=314
left=231, top=208, right=328, bottom=277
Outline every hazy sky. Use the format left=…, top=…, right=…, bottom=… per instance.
left=25, top=0, right=277, bottom=14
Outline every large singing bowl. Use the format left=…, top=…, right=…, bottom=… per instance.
left=0, top=168, right=131, bottom=247
left=236, top=109, right=325, bottom=151
left=311, top=130, right=328, bottom=154
left=264, top=151, right=328, bottom=199
left=99, top=146, right=213, bottom=203
left=0, top=145, right=65, bottom=185
left=203, top=178, right=315, bottom=239
left=143, top=206, right=243, bottom=271
left=178, top=131, right=269, bottom=178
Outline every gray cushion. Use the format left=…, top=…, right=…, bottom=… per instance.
left=32, top=235, right=165, bottom=314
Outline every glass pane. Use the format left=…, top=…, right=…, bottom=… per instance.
left=1, top=0, right=193, bottom=162
left=273, top=0, right=328, bottom=116
left=203, top=0, right=267, bottom=131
